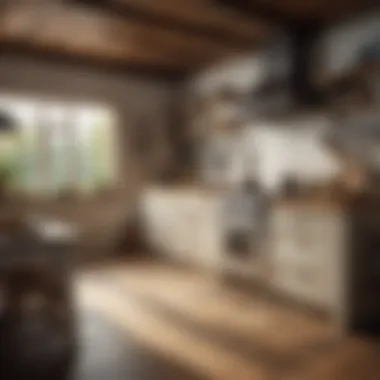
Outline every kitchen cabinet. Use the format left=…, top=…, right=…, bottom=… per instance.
left=141, top=187, right=224, bottom=268
left=269, top=196, right=380, bottom=334
left=141, top=187, right=380, bottom=335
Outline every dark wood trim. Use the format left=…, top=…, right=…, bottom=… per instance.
left=325, top=2, right=380, bottom=28
left=218, top=0, right=380, bottom=27
left=70, top=0, right=258, bottom=49
left=0, top=42, right=188, bottom=82
left=216, top=0, right=302, bottom=28
left=101, top=272, right=336, bottom=377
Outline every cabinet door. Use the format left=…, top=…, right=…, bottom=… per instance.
left=273, top=260, right=307, bottom=302
left=142, top=193, right=188, bottom=259
left=273, top=258, right=328, bottom=308
left=196, top=200, right=223, bottom=267
left=271, top=208, right=343, bottom=310
left=294, top=261, right=333, bottom=308
left=142, top=190, right=225, bottom=267
left=271, top=208, right=296, bottom=237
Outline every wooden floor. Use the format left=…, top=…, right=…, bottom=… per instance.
left=73, top=261, right=379, bottom=380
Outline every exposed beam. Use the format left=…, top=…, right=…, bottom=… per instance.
left=0, top=2, right=225, bottom=71
left=324, top=0, right=380, bottom=25
left=216, top=0, right=302, bottom=28
left=0, top=41, right=187, bottom=82
left=70, top=0, right=257, bottom=49
left=218, top=0, right=380, bottom=27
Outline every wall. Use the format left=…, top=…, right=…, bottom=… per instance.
left=191, top=11, right=380, bottom=95
left=322, top=11, right=380, bottom=77
left=189, top=12, right=380, bottom=192
left=242, top=117, right=342, bottom=192
left=198, top=114, right=341, bottom=193
left=0, top=54, right=179, bottom=257
left=191, top=55, right=264, bottom=96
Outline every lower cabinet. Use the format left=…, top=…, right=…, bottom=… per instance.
left=141, top=188, right=224, bottom=268
left=269, top=205, right=345, bottom=313
left=142, top=189, right=345, bottom=313
left=141, top=189, right=380, bottom=334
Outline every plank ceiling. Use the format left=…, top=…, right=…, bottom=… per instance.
left=0, top=0, right=378, bottom=79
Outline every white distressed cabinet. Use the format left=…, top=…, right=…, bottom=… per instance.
left=141, top=188, right=380, bottom=334
left=141, top=187, right=224, bottom=268
left=269, top=197, right=380, bottom=334
left=269, top=203, right=345, bottom=312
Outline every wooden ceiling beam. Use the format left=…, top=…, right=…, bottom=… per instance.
left=0, top=2, right=226, bottom=72
left=323, top=0, right=380, bottom=23
left=70, top=0, right=259, bottom=49
left=0, top=41, right=187, bottom=81
left=216, top=0, right=302, bottom=28
left=221, top=0, right=380, bottom=26
left=0, top=3, right=191, bottom=81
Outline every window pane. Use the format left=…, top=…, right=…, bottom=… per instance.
left=0, top=95, right=118, bottom=198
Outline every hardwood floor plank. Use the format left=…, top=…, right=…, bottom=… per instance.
left=77, top=280, right=268, bottom=380
left=77, top=261, right=380, bottom=380
left=100, top=264, right=334, bottom=353
left=74, top=309, right=204, bottom=380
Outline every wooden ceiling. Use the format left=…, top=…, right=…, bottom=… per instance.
left=0, top=0, right=378, bottom=79
left=219, top=0, right=379, bottom=26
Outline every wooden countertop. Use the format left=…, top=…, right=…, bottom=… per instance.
left=144, top=183, right=230, bottom=197
left=272, top=191, right=380, bottom=212
left=272, top=197, right=348, bottom=211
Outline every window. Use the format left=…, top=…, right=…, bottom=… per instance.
left=0, top=95, right=118, bottom=198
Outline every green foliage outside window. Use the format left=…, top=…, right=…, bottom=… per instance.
left=0, top=98, right=117, bottom=198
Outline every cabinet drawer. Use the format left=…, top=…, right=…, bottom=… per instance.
left=272, top=238, right=330, bottom=269
left=273, top=258, right=335, bottom=309
left=272, top=231, right=342, bottom=269
left=272, top=210, right=295, bottom=233
left=272, top=238, right=298, bottom=261
left=142, top=189, right=224, bottom=266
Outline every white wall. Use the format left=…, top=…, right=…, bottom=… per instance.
left=191, top=12, right=380, bottom=191
left=198, top=114, right=341, bottom=193
left=322, top=11, right=380, bottom=77
left=191, top=12, right=380, bottom=96
left=241, top=117, right=341, bottom=193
